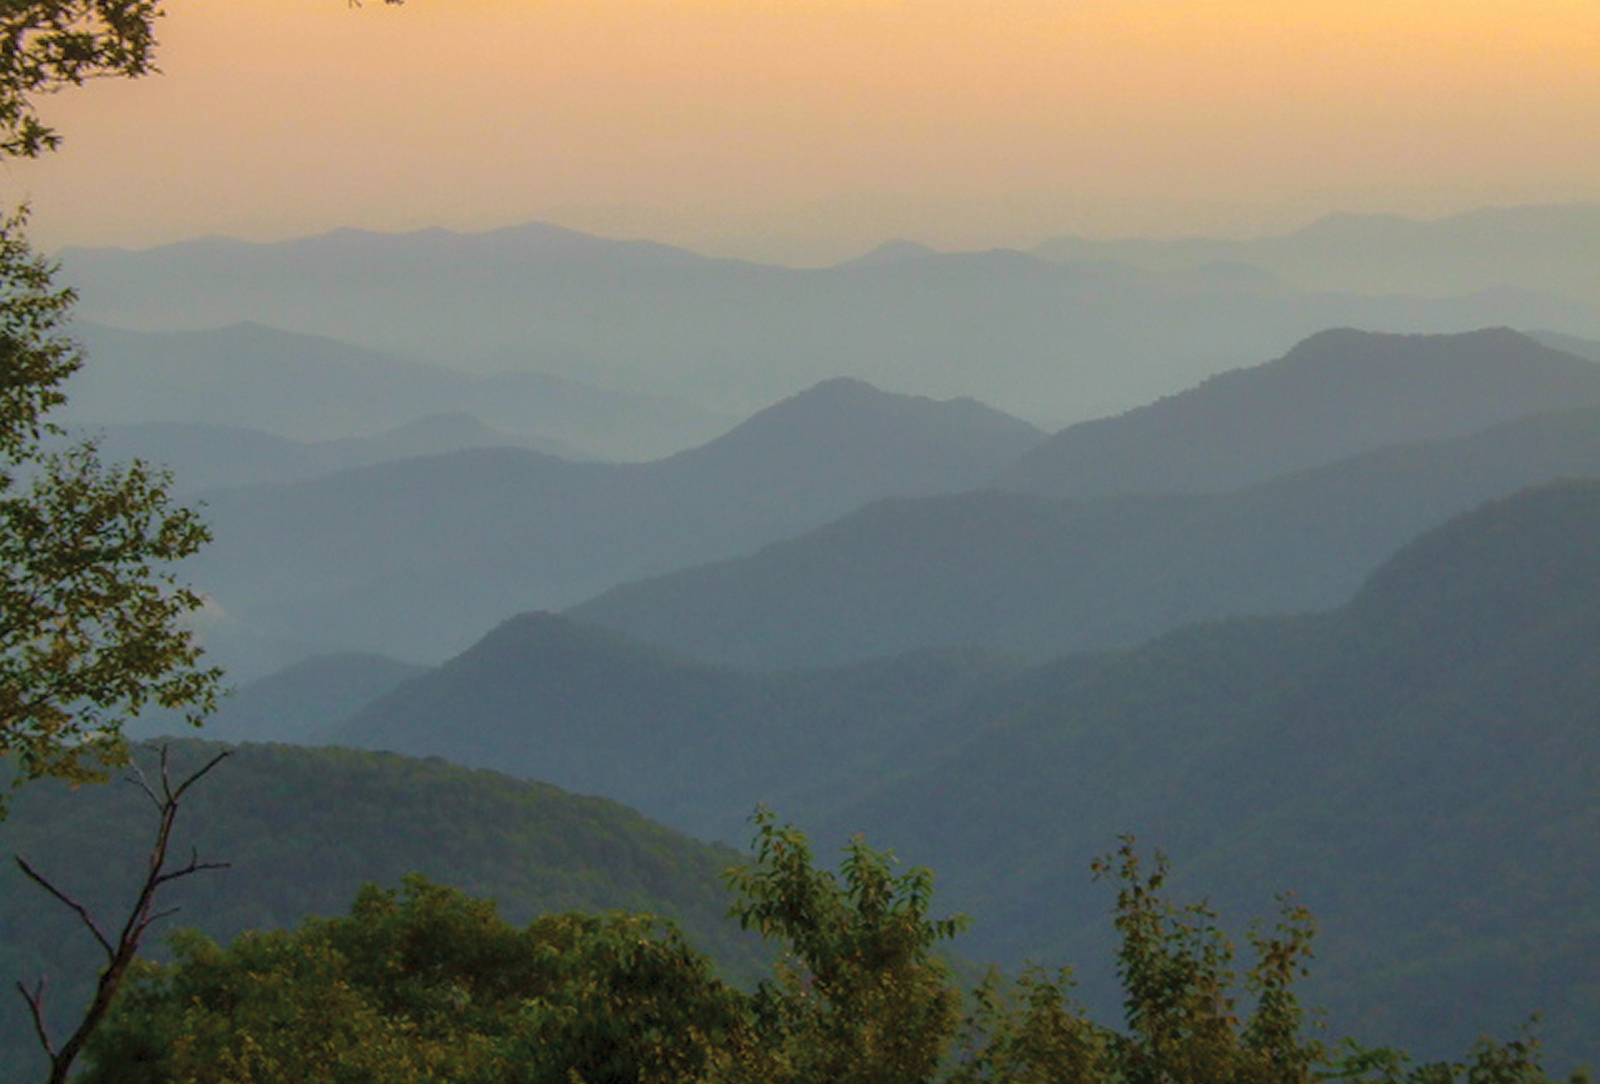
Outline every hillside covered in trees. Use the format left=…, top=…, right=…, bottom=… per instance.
left=26, top=808, right=1594, bottom=1084
left=129, top=477, right=1598, bottom=1073
left=9, top=332, right=1599, bottom=1078
left=0, top=743, right=763, bottom=1082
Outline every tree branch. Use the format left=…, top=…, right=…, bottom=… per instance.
left=14, top=976, right=55, bottom=1058
left=14, top=744, right=231, bottom=1084
left=13, top=855, right=114, bottom=958
left=151, top=847, right=229, bottom=890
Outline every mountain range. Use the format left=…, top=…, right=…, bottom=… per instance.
left=30, top=214, right=1600, bottom=1074
left=184, top=377, right=1044, bottom=672
left=62, top=320, right=731, bottom=462
left=167, top=327, right=1600, bottom=676
left=86, top=414, right=577, bottom=495
left=45, top=290, right=1599, bottom=1071
left=998, top=326, right=1600, bottom=496
left=808, top=477, right=1600, bottom=1066
left=573, top=334, right=1600, bottom=668
left=58, top=209, right=1600, bottom=425
left=1032, top=202, right=1600, bottom=309
left=132, top=652, right=429, bottom=745
left=286, top=478, right=1600, bottom=1069
left=323, top=615, right=1012, bottom=843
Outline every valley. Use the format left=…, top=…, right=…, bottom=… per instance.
left=6, top=211, right=1600, bottom=1079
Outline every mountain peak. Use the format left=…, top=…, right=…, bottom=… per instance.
left=839, top=239, right=940, bottom=267
left=999, top=327, right=1600, bottom=498
left=1278, top=325, right=1529, bottom=362
left=1350, top=477, right=1600, bottom=634
left=662, top=377, right=1042, bottom=480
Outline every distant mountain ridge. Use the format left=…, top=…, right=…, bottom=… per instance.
left=1033, top=202, right=1600, bottom=309
left=326, top=612, right=1014, bottom=843
left=63, top=320, right=731, bottom=461
left=998, top=327, right=1600, bottom=496
left=127, top=652, right=428, bottom=744
left=58, top=212, right=1599, bottom=425
left=838, top=239, right=941, bottom=266
left=572, top=402, right=1600, bottom=668
left=1532, top=328, right=1600, bottom=362
left=87, top=414, right=581, bottom=494
left=651, top=376, right=1042, bottom=521
left=185, top=377, right=1044, bottom=672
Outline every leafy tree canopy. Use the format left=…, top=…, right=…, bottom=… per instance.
left=0, top=0, right=161, bottom=158
left=75, top=818, right=1586, bottom=1084
left=0, top=0, right=235, bottom=805
left=81, top=876, right=747, bottom=1084
left=0, top=212, right=218, bottom=805
left=0, top=1, right=404, bottom=158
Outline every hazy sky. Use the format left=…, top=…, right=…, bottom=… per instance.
left=7, top=0, right=1598, bottom=264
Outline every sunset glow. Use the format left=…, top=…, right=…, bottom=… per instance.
left=9, top=0, right=1598, bottom=261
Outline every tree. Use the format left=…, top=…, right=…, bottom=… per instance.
left=720, top=807, right=968, bottom=1084
left=955, top=838, right=1582, bottom=1084
left=0, top=0, right=162, bottom=158
left=0, top=0, right=251, bottom=807
left=80, top=876, right=746, bottom=1084
left=946, top=962, right=1110, bottom=1084
left=14, top=745, right=229, bottom=1084
left=1090, top=837, right=1325, bottom=1084
left=63, top=817, right=1583, bottom=1084
left=0, top=1, right=406, bottom=157
left=0, top=11, right=227, bottom=1072
left=0, top=209, right=219, bottom=807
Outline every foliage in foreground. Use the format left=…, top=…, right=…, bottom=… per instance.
left=0, top=211, right=218, bottom=809
left=78, top=816, right=1585, bottom=1084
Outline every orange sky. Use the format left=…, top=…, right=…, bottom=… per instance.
left=6, top=0, right=1598, bottom=263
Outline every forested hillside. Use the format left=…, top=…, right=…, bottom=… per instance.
left=328, top=615, right=1013, bottom=842
left=224, top=477, right=1600, bottom=1069
left=572, top=404, right=1600, bottom=667
left=0, top=742, right=764, bottom=1082
left=810, top=478, right=1600, bottom=1066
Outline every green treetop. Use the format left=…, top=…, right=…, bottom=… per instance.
left=0, top=211, right=219, bottom=805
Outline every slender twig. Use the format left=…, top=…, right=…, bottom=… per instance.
left=126, top=755, right=163, bottom=813
left=15, top=977, right=54, bottom=1057
left=151, top=848, right=228, bottom=890
left=168, top=748, right=227, bottom=800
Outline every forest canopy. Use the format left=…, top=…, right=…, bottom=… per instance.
left=71, top=815, right=1583, bottom=1084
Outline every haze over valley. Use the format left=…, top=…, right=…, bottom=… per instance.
left=27, top=215, right=1596, bottom=1070
left=5, top=1, right=1600, bottom=1080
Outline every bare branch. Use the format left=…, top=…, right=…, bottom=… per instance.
left=169, top=750, right=229, bottom=802
left=151, top=852, right=230, bottom=889
left=156, top=744, right=173, bottom=803
left=13, top=856, right=114, bottom=958
left=15, top=744, right=230, bottom=1084
left=125, top=755, right=161, bottom=812
left=133, top=906, right=182, bottom=934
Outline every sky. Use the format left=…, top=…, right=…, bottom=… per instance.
left=6, top=0, right=1599, bottom=265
